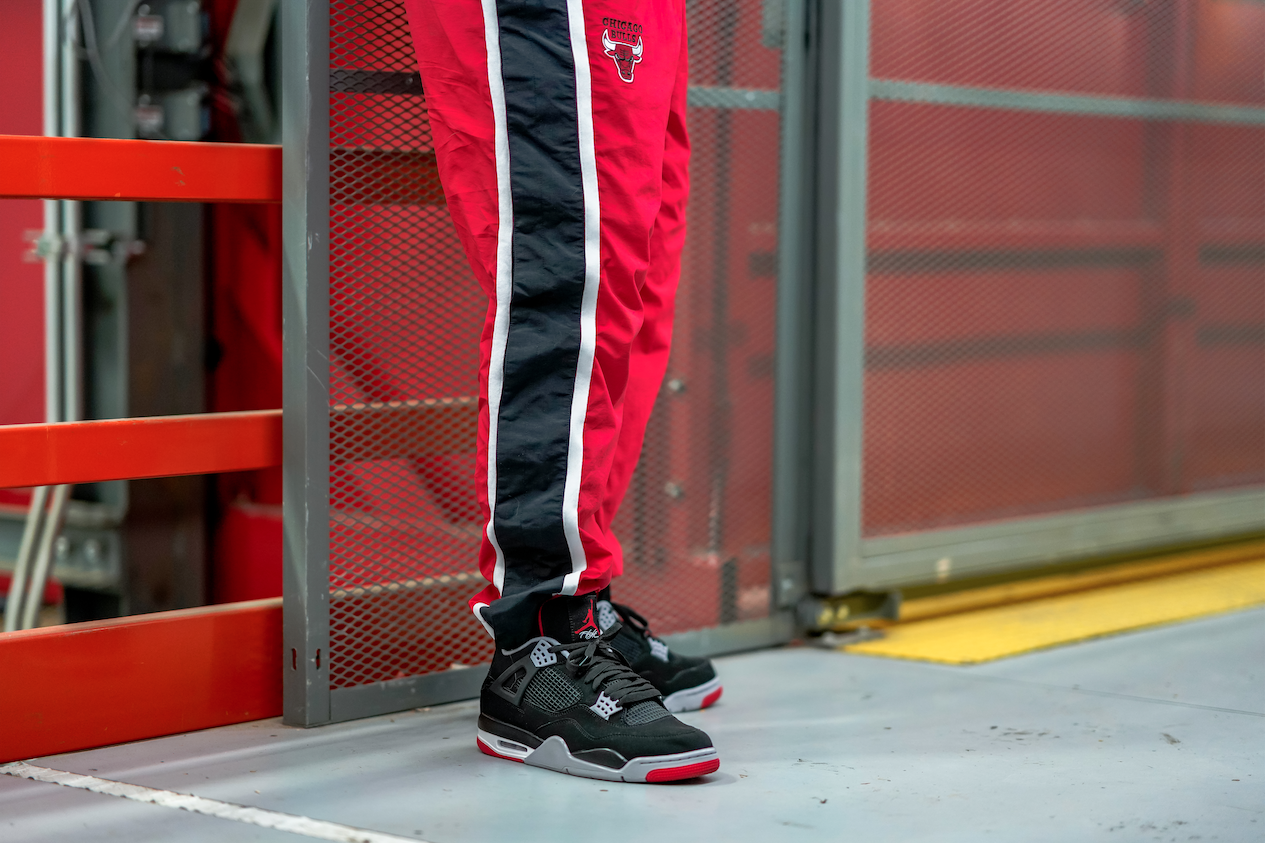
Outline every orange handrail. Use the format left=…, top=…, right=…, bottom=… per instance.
left=0, top=135, right=281, bottom=203
left=0, top=410, right=282, bottom=488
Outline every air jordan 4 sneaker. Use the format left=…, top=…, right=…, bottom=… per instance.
left=595, top=590, right=723, bottom=713
left=477, top=594, right=720, bottom=782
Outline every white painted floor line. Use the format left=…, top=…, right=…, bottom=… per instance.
left=0, top=762, right=431, bottom=843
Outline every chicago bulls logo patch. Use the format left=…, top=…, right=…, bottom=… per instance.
left=600, top=18, right=644, bottom=83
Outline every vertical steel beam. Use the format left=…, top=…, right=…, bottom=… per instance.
left=770, top=0, right=813, bottom=609
left=281, top=0, right=332, bottom=727
left=809, top=0, right=870, bottom=595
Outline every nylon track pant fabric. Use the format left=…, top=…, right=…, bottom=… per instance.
left=402, top=0, right=691, bottom=647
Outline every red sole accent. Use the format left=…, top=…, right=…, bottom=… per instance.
left=700, top=686, right=724, bottom=709
left=477, top=737, right=525, bottom=763
left=646, top=758, right=720, bottom=783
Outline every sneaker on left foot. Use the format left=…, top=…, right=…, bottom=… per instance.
left=476, top=595, right=719, bottom=783
left=595, top=595, right=723, bottom=713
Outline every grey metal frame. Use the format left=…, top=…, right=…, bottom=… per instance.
left=807, top=2, right=1265, bottom=595
left=806, top=0, right=872, bottom=595
left=870, top=79, right=1265, bottom=126
left=770, top=0, right=812, bottom=611
left=281, top=0, right=331, bottom=727
left=281, top=0, right=808, bottom=725
left=858, top=488, right=1265, bottom=590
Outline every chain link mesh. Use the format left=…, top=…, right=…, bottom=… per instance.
left=325, top=0, right=781, bottom=690
left=863, top=0, right=1265, bottom=537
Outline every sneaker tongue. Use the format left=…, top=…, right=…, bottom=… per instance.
left=540, top=594, right=604, bottom=644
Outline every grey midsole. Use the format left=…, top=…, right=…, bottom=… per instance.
left=479, top=729, right=719, bottom=783
left=527, top=737, right=718, bottom=782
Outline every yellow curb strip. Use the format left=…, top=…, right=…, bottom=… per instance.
left=892, top=539, right=1265, bottom=624
left=842, top=557, right=1265, bottom=665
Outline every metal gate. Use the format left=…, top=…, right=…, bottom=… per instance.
left=282, top=0, right=1264, bottom=725
left=806, top=0, right=1265, bottom=594
left=281, top=0, right=796, bottom=726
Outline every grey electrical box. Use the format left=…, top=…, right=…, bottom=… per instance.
left=161, top=85, right=209, bottom=140
left=142, top=0, right=204, bottom=55
left=136, top=86, right=208, bottom=141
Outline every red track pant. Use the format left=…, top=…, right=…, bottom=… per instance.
left=405, top=0, right=690, bottom=646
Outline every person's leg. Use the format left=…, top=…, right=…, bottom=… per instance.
left=405, top=0, right=689, bottom=648
left=404, top=0, right=717, bottom=784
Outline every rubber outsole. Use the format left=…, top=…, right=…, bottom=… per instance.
left=477, top=728, right=720, bottom=783
left=646, top=759, right=721, bottom=782
left=662, top=676, right=723, bottom=713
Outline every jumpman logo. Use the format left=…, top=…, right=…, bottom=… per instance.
left=575, top=604, right=601, bottom=639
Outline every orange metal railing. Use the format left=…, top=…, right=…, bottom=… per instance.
left=0, top=135, right=286, bottom=761
left=0, top=410, right=282, bottom=489
left=0, top=134, right=281, bottom=203
left=0, top=134, right=284, bottom=491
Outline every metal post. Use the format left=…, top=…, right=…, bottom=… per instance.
left=281, top=0, right=332, bottom=727
left=6, top=0, right=80, bottom=631
left=61, top=0, right=82, bottom=426
left=43, top=0, right=64, bottom=428
left=770, top=0, right=813, bottom=609
left=809, top=0, right=870, bottom=595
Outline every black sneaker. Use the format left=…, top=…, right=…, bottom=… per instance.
left=596, top=595, right=723, bottom=713
left=476, top=594, right=720, bottom=783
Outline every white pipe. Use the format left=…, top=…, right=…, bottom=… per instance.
left=20, top=485, right=70, bottom=630
left=62, top=199, right=82, bottom=423
left=3, top=487, right=49, bottom=633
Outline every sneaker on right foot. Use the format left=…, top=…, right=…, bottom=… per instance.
left=476, top=595, right=720, bottom=783
left=596, top=597, right=723, bottom=713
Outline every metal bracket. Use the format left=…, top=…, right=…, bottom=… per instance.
left=23, top=228, right=145, bottom=266
left=797, top=589, right=901, bottom=633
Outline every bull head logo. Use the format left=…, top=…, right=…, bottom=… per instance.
left=602, top=29, right=643, bottom=83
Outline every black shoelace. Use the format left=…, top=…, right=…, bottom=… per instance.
left=548, top=622, right=661, bottom=708
left=613, top=601, right=661, bottom=643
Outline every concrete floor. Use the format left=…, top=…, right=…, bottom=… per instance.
left=3, top=607, right=1262, bottom=843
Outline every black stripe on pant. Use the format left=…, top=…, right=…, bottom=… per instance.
left=484, top=0, right=588, bottom=645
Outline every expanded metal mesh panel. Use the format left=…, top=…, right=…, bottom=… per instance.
left=862, top=0, right=1265, bottom=538
left=325, top=0, right=782, bottom=690
left=328, top=0, right=489, bottom=688
left=610, top=0, right=781, bottom=632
